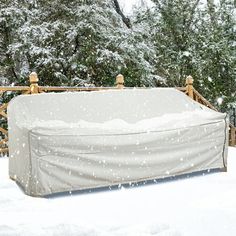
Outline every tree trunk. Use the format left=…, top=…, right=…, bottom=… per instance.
left=113, top=0, right=131, bottom=28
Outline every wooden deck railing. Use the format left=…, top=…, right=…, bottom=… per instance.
left=184, top=75, right=236, bottom=146
left=0, top=73, right=235, bottom=155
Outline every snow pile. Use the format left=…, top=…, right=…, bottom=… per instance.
left=1, top=148, right=236, bottom=235
left=27, top=109, right=224, bottom=134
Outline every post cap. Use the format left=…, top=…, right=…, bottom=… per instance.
left=29, top=72, right=39, bottom=84
left=116, top=74, right=124, bottom=85
left=186, top=75, right=194, bottom=85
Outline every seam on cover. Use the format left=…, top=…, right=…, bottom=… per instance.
left=222, top=115, right=227, bottom=168
left=29, top=120, right=224, bottom=137
left=28, top=132, right=34, bottom=194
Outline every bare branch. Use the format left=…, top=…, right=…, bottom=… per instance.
left=113, top=0, right=132, bottom=28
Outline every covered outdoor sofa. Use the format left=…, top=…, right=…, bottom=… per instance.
left=8, top=88, right=228, bottom=197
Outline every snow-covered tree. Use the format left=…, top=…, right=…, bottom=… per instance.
left=138, top=0, right=201, bottom=86
left=193, top=0, right=236, bottom=111
left=0, top=0, right=158, bottom=87
left=133, top=0, right=236, bottom=111
left=0, top=0, right=29, bottom=85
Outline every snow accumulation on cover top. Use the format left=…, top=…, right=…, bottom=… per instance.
left=27, top=109, right=223, bottom=133
left=0, top=147, right=236, bottom=236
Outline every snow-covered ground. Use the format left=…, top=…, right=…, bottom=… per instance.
left=1, top=148, right=236, bottom=236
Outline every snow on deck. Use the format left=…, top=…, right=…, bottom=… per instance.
left=1, top=148, right=236, bottom=236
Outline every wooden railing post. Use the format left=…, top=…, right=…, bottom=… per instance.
left=185, top=75, right=194, bottom=99
left=230, top=126, right=236, bottom=146
left=116, top=74, right=124, bottom=89
left=29, top=72, right=39, bottom=94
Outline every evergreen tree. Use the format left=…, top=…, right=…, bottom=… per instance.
left=0, top=0, right=29, bottom=85
left=0, top=0, right=158, bottom=87
left=133, top=0, right=236, bottom=112
left=194, top=0, right=236, bottom=111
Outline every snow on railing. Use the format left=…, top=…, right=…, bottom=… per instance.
left=0, top=72, right=235, bottom=155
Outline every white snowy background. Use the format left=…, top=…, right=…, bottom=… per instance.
left=119, top=0, right=154, bottom=14
left=1, top=147, right=236, bottom=236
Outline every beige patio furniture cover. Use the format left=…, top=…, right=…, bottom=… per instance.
left=8, top=88, right=228, bottom=196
